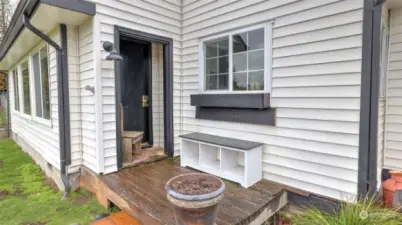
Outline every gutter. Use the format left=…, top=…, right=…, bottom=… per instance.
left=5, top=72, right=10, bottom=138
left=22, top=15, right=71, bottom=199
left=0, top=0, right=95, bottom=64
left=358, top=0, right=383, bottom=197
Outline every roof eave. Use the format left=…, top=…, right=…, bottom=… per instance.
left=0, top=0, right=96, bottom=70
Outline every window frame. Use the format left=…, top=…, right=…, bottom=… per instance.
left=199, top=22, right=273, bottom=94
left=9, top=42, right=52, bottom=127
left=12, top=70, right=20, bottom=111
left=30, top=43, right=52, bottom=127
left=20, top=58, right=32, bottom=117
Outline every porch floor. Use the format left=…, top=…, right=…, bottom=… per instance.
left=82, top=158, right=287, bottom=225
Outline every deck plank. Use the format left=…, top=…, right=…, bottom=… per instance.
left=102, top=158, right=286, bottom=225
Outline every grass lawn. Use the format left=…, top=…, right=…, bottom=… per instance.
left=0, top=139, right=106, bottom=225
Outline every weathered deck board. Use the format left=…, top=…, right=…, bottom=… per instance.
left=97, top=159, right=287, bottom=225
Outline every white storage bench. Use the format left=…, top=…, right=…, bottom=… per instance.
left=180, top=132, right=263, bottom=188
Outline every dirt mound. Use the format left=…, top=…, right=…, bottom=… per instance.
left=171, top=178, right=220, bottom=195
left=0, top=190, right=9, bottom=200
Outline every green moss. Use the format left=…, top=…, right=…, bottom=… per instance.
left=0, top=109, right=7, bottom=127
left=0, top=139, right=106, bottom=225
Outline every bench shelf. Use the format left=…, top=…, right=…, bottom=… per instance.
left=180, top=133, right=263, bottom=188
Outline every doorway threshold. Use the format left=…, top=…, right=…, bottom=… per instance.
left=122, top=147, right=166, bottom=168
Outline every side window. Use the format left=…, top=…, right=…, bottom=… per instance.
left=205, top=38, right=229, bottom=90
left=21, top=61, right=31, bottom=115
left=201, top=23, right=271, bottom=93
left=12, top=70, right=19, bottom=111
left=233, top=28, right=265, bottom=91
left=32, top=46, right=50, bottom=119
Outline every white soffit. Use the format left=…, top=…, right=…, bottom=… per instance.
left=0, top=3, right=91, bottom=70
left=387, top=0, right=402, bottom=9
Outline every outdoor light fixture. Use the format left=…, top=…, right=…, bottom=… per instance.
left=103, top=41, right=123, bottom=61
left=374, top=0, right=386, bottom=6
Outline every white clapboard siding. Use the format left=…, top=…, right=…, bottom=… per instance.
left=90, top=0, right=182, bottom=174
left=378, top=99, right=386, bottom=190
left=9, top=25, right=83, bottom=174
left=67, top=25, right=82, bottom=173
left=78, top=18, right=97, bottom=172
left=384, top=8, right=402, bottom=170
left=8, top=27, right=60, bottom=170
left=377, top=4, right=389, bottom=190
left=181, top=0, right=363, bottom=200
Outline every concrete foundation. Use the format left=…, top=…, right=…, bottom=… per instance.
left=12, top=132, right=80, bottom=192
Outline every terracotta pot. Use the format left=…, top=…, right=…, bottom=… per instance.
left=165, top=173, right=225, bottom=225
left=383, top=171, right=402, bottom=207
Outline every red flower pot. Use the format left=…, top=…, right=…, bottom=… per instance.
left=383, top=171, right=402, bottom=208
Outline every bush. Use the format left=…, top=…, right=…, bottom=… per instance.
left=292, top=195, right=402, bottom=225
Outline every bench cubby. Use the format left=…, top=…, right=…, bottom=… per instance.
left=180, top=133, right=263, bottom=188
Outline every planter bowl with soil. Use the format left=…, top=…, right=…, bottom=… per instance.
left=165, top=173, right=225, bottom=225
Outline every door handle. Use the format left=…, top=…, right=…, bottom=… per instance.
left=142, top=95, right=149, bottom=108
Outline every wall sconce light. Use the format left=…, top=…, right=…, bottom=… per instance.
left=374, top=0, right=386, bottom=6
left=103, top=41, right=123, bottom=61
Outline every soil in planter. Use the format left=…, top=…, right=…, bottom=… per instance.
left=171, top=178, right=220, bottom=195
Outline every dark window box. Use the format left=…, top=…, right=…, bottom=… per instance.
left=191, top=93, right=270, bottom=109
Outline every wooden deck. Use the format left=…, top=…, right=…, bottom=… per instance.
left=81, top=158, right=287, bottom=225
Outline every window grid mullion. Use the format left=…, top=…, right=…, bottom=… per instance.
left=217, top=41, right=219, bottom=89
left=264, top=24, right=269, bottom=92
left=229, top=35, right=233, bottom=91
left=246, top=32, right=249, bottom=91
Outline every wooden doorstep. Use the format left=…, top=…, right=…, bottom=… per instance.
left=122, top=147, right=166, bottom=168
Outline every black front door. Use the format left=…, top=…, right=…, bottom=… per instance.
left=120, top=39, right=152, bottom=145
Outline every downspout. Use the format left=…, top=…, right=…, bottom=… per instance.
left=5, top=71, right=10, bottom=138
left=358, top=0, right=383, bottom=197
left=22, top=15, right=71, bottom=199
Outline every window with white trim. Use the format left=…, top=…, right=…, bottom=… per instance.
left=12, top=70, right=20, bottom=111
left=32, top=45, right=50, bottom=119
left=21, top=60, right=31, bottom=115
left=200, top=23, right=272, bottom=93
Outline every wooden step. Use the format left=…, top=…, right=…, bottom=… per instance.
left=123, top=147, right=166, bottom=168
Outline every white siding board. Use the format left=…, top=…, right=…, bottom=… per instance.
left=181, top=0, right=363, bottom=199
left=67, top=25, right=82, bottom=173
left=272, top=73, right=361, bottom=88
left=8, top=26, right=82, bottom=173
left=271, top=86, right=360, bottom=98
left=273, top=48, right=362, bottom=68
left=263, top=172, right=353, bottom=200
left=183, top=117, right=359, bottom=146
left=264, top=154, right=357, bottom=184
left=385, top=8, right=402, bottom=171
left=119, top=0, right=181, bottom=20
left=78, top=18, right=97, bottom=172
left=273, top=9, right=363, bottom=38
left=273, top=35, right=363, bottom=58
left=266, top=146, right=358, bottom=171
left=90, top=0, right=183, bottom=173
